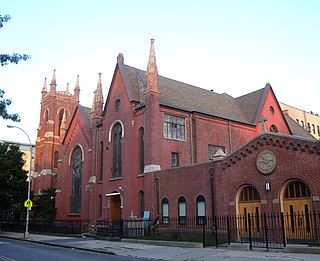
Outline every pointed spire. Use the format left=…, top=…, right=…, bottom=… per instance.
left=91, top=73, right=104, bottom=119
left=96, top=72, right=103, bottom=103
left=60, top=109, right=67, bottom=130
left=42, top=77, right=47, bottom=92
left=74, top=75, right=80, bottom=102
left=146, top=38, right=159, bottom=94
left=50, top=69, right=57, bottom=93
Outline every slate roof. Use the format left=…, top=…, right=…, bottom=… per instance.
left=284, top=114, right=316, bottom=139
left=124, top=65, right=265, bottom=124
left=78, top=105, right=91, bottom=128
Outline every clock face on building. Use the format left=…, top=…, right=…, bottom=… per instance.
left=256, top=149, right=277, bottom=175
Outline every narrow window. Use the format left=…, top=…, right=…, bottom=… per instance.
left=139, top=190, right=145, bottom=217
left=196, top=195, right=206, bottom=225
left=312, top=124, right=315, bottom=134
left=98, top=141, right=103, bottom=181
left=98, top=195, right=102, bottom=220
left=58, top=109, right=65, bottom=135
left=162, top=198, right=169, bottom=224
left=269, top=106, right=274, bottom=114
left=171, top=152, right=179, bottom=167
left=307, top=123, right=311, bottom=132
left=112, top=123, right=122, bottom=178
left=139, top=128, right=144, bottom=174
left=178, top=197, right=186, bottom=225
left=54, top=151, right=59, bottom=168
left=71, top=147, right=82, bottom=214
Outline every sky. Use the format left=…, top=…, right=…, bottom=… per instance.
left=1, top=0, right=320, bottom=144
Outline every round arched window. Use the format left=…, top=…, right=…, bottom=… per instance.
left=270, top=124, right=278, bottom=133
left=269, top=106, right=274, bottom=114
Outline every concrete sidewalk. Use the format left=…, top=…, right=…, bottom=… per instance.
left=1, top=231, right=320, bottom=261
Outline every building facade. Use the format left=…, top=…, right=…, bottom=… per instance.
left=32, top=40, right=319, bottom=230
left=280, top=102, right=320, bottom=140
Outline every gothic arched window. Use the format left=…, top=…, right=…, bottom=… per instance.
left=54, top=151, right=59, bottom=168
left=112, top=123, right=122, bottom=178
left=178, top=197, right=187, bottom=225
left=196, top=195, right=206, bottom=225
left=71, top=147, right=82, bottom=214
left=98, top=141, right=103, bottom=181
left=139, top=127, right=144, bottom=174
left=58, top=109, right=65, bottom=135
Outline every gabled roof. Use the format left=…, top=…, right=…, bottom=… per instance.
left=61, top=104, right=91, bottom=144
left=124, top=65, right=269, bottom=124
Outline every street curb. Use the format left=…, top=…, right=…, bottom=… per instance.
left=0, top=235, right=116, bottom=256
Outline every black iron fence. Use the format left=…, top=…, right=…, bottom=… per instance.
left=2, top=212, right=320, bottom=250
left=1, top=219, right=89, bottom=236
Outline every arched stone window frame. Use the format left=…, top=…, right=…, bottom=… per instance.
left=110, top=122, right=123, bottom=178
left=68, top=144, right=85, bottom=166
left=70, top=145, right=83, bottom=214
left=196, top=195, right=206, bottom=225
left=178, top=196, right=187, bottom=225
left=108, top=120, right=125, bottom=143
left=162, top=198, right=169, bottom=224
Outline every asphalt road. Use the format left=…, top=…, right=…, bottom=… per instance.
left=0, top=238, right=150, bottom=261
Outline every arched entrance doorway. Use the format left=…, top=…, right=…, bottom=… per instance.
left=281, top=180, right=313, bottom=240
left=237, top=186, right=262, bottom=238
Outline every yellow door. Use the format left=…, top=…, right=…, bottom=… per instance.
left=238, top=202, right=262, bottom=238
left=237, top=186, right=262, bottom=239
left=283, top=181, right=313, bottom=240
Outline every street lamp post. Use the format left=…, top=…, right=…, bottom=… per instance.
left=7, top=125, right=33, bottom=239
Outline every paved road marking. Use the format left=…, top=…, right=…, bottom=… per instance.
left=0, top=255, right=16, bottom=261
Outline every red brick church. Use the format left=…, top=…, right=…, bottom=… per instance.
left=33, top=40, right=319, bottom=236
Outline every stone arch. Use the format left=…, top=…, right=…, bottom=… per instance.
left=68, top=143, right=85, bottom=166
left=108, top=119, right=125, bottom=143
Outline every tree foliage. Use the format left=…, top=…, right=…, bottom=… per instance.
left=0, top=14, right=30, bottom=66
left=33, top=188, right=57, bottom=222
left=0, top=89, right=20, bottom=121
left=0, top=13, right=30, bottom=122
left=0, top=142, right=28, bottom=221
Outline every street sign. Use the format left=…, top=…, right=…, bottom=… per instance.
left=24, top=199, right=33, bottom=208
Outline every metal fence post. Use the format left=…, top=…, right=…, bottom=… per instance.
left=120, top=219, right=124, bottom=239
left=227, top=215, right=230, bottom=245
left=280, top=212, right=286, bottom=247
left=202, top=218, right=206, bottom=248
left=215, top=216, right=218, bottom=247
left=248, top=213, right=252, bottom=250
left=264, top=213, right=268, bottom=250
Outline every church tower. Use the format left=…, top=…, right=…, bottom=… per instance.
left=33, top=70, right=80, bottom=194
left=144, top=39, right=161, bottom=173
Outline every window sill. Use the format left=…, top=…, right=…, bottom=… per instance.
left=109, top=177, right=122, bottom=182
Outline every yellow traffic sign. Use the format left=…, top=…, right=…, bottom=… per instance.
left=24, top=199, right=33, bottom=208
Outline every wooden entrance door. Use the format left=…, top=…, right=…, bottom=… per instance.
left=283, top=181, right=313, bottom=240
left=238, top=186, right=262, bottom=239
left=110, top=195, right=121, bottom=224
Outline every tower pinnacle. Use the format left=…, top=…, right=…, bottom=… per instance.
left=146, top=38, right=159, bottom=94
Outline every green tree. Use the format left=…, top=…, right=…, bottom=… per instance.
left=0, top=142, right=28, bottom=229
left=0, top=14, right=30, bottom=121
left=33, top=188, right=57, bottom=222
